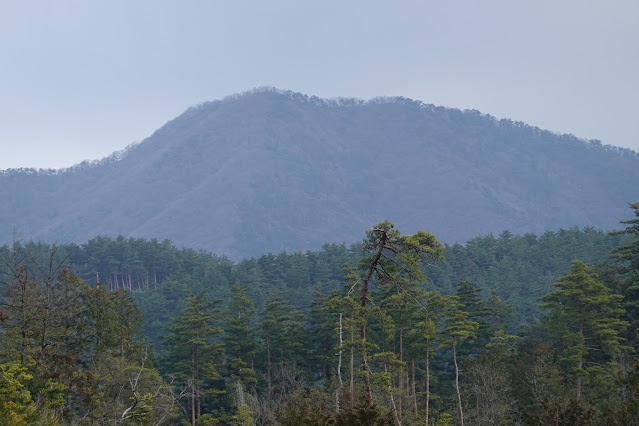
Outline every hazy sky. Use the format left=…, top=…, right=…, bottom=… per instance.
left=1, top=1, right=637, bottom=170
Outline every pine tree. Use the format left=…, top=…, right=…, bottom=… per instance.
left=223, top=284, right=258, bottom=368
left=223, top=282, right=258, bottom=419
left=259, top=292, right=306, bottom=405
left=354, top=220, right=442, bottom=406
left=464, top=329, right=520, bottom=425
left=454, top=278, right=491, bottom=352
left=443, top=296, right=478, bottom=426
left=307, top=284, right=335, bottom=381
left=0, top=363, right=35, bottom=425
left=609, top=202, right=639, bottom=348
left=162, top=291, right=223, bottom=425
left=406, top=290, right=447, bottom=426
left=541, top=260, right=628, bottom=400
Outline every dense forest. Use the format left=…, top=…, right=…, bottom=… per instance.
left=1, top=202, right=638, bottom=424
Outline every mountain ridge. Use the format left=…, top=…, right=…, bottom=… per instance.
left=3, top=87, right=636, bottom=176
left=2, top=88, right=638, bottom=259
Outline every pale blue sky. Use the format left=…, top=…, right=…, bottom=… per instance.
left=1, top=1, right=637, bottom=170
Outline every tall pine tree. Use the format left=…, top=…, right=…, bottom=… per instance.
left=609, top=202, right=639, bottom=348
left=162, top=291, right=223, bottom=425
left=541, top=260, right=628, bottom=400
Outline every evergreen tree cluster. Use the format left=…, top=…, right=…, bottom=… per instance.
left=0, top=203, right=637, bottom=424
left=0, top=244, right=177, bottom=424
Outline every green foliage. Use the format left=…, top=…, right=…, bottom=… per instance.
left=259, top=291, right=307, bottom=405
left=510, top=338, right=568, bottom=420
left=541, top=261, right=628, bottom=393
left=360, top=220, right=443, bottom=291
left=443, top=297, right=478, bottom=346
left=84, top=283, right=144, bottom=359
left=0, top=242, right=176, bottom=424
left=609, top=202, right=639, bottom=348
left=537, top=399, right=597, bottom=426
left=161, top=290, right=224, bottom=423
left=349, top=220, right=443, bottom=406
left=609, top=202, right=639, bottom=276
left=0, top=363, right=34, bottom=425
left=83, top=356, right=178, bottom=424
left=223, top=284, right=258, bottom=369
left=260, top=292, right=306, bottom=365
left=229, top=402, right=253, bottom=426
left=434, top=412, right=454, bottom=425
left=1, top=218, right=637, bottom=424
left=463, top=330, right=520, bottom=425
left=307, top=284, right=336, bottom=380
left=276, top=388, right=335, bottom=425
left=334, top=400, right=394, bottom=426
left=3, top=227, right=621, bottom=334
left=454, top=278, right=492, bottom=356
left=601, top=355, right=639, bottom=425
left=427, top=227, right=629, bottom=326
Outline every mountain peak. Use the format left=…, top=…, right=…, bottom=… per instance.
left=2, top=89, right=637, bottom=259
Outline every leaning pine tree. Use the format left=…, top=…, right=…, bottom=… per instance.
left=348, top=220, right=443, bottom=409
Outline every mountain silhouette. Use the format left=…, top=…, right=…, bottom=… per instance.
left=2, top=88, right=637, bottom=259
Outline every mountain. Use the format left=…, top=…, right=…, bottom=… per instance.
left=1, top=88, right=638, bottom=259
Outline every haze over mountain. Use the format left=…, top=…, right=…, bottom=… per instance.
left=2, top=88, right=638, bottom=259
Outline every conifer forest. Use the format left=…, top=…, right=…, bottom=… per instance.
left=1, top=203, right=638, bottom=425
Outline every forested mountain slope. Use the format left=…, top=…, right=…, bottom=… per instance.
left=1, top=88, right=637, bottom=259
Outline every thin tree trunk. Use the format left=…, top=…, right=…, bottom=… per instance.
left=386, top=362, right=402, bottom=426
left=280, top=347, right=285, bottom=396
left=360, top=232, right=387, bottom=406
left=425, top=348, right=430, bottom=426
left=191, top=348, right=196, bottom=426
left=336, top=313, right=343, bottom=413
left=412, top=356, right=417, bottom=415
left=40, top=317, right=47, bottom=362
left=21, top=328, right=27, bottom=366
left=399, top=322, right=403, bottom=421
left=20, top=275, right=28, bottom=366
left=266, top=336, right=272, bottom=405
left=576, top=362, right=582, bottom=400
left=361, top=320, right=373, bottom=405
left=196, top=350, right=201, bottom=420
left=576, top=320, right=584, bottom=400
left=349, top=314, right=355, bottom=408
left=453, top=343, right=464, bottom=426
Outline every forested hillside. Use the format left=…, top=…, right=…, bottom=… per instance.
left=1, top=88, right=638, bottom=259
left=3, top=223, right=624, bottom=340
left=1, top=203, right=638, bottom=424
